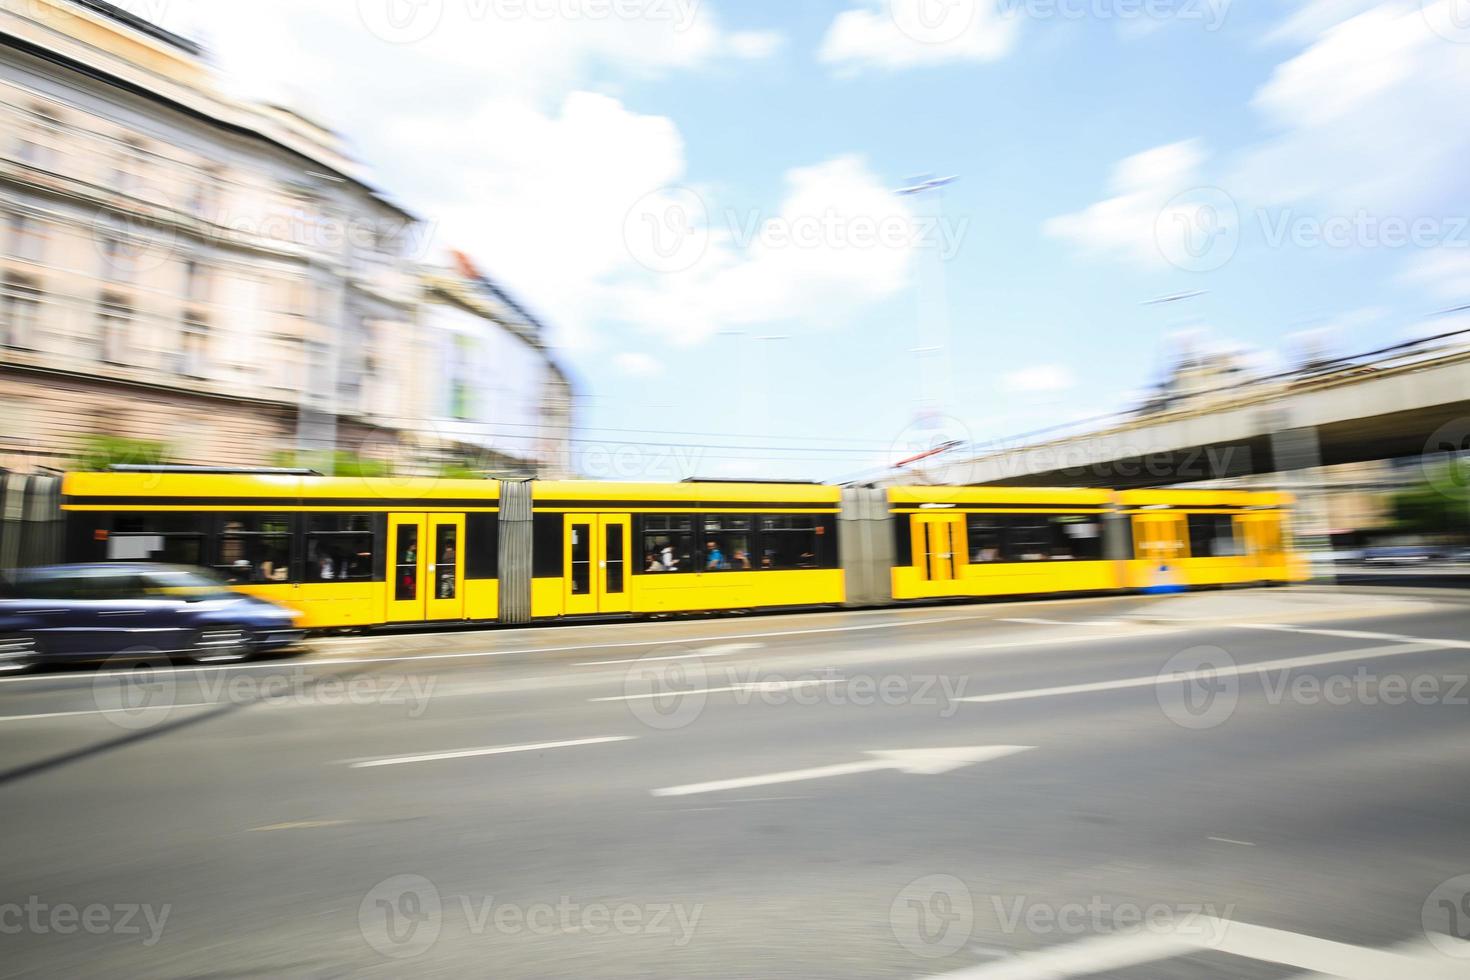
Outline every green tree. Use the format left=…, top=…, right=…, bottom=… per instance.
left=75, top=435, right=170, bottom=471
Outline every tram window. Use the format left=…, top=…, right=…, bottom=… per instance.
left=606, top=523, right=625, bottom=594
left=569, top=522, right=591, bottom=595
left=107, top=514, right=204, bottom=565
left=306, top=514, right=375, bottom=582
left=434, top=525, right=457, bottom=599
left=532, top=515, right=564, bottom=578
left=217, top=515, right=294, bottom=583
left=1187, top=514, right=1240, bottom=558
left=1051, top=516, right=1104, bottom=561
left=702, top=516, right=753, bottom=571
left=394, top=523, right=419, bottom=600
left=965, top=516, right=1005, bottom=563
left=1008, top=520, right=1052, bottom=562
left=893, top=517, right=913, bottom=567
left=962, top=513, right=1105, bottom=563
left=638, top=515, right=694, bottom=574
left=466, top=513, right=499, bottom=580
left=758, top=516, right=836, bottom=570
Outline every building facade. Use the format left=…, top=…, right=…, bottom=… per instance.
left=0, top=0, right=574, bottom=477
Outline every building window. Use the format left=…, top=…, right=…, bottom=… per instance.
left=180, top=315, right=209, bottom=377
left=188, top=166, right=224, bottom=218
left=97, top=296, right=132, bottom=365
left=98, top=235, right=137, bottom=282
left=13, top=106, right=60, bottom=171
left=5, top=213, right=46, bottom=263
left=184, top=259, right=212, bottom=304
left=107, top=137, right=147, bottom=195
left=1, top=276, right=42, bottom=350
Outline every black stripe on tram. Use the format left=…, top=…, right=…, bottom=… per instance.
left=532, top=499, right=839, bottom=512
left=65, top=496, right=502, bottom=509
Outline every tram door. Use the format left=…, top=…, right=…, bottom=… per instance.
left=564, top=515, right=633, bottom=616
left=387, top=514, right=466, bottom=622
left=1133, top=515, right=1187, bottom=564
left=1240, top=514, right=1284, bottom=569
left=913, top=515, right=963, bottom=583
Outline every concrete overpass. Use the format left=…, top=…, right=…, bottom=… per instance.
left=949, top=342, right=1470, bottom=489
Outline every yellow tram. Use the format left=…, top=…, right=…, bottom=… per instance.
left=59, top=470, right=1305, bottom=629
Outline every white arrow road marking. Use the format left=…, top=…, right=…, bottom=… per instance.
left=651, top=745, right=1033, bottom=797
left=961, top=642, right=1435, bottom=704
left=345, top=736, right=637, bottom=769
left=923, top=920, right=1470, bottom=980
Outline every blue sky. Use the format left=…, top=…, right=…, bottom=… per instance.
left=174, top=0, right=1470, bottom=481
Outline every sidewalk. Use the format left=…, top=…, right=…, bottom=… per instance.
left=1123, top=587, right=1441, bottom=627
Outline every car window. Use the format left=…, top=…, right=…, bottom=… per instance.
left=7, top=570, right=147, bottom=601
left=140, top=569, right=237, bottom=602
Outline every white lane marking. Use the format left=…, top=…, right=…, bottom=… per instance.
left=925, top=920, right=1470, bottom=980
left=961, top=642, right=1435, bottom=704
left=999, top=618, right=1125, bottom=628
left=0, top=703, right=216, bottom=722
left=652, top=745, right=1033, bottom=797
left=1208, top=836, right=1256, bottom=846
left=592, top=678, right=843, bottom=704
left=1231, top=622, right=1470, bottom=649
left=926, top=931, right=1196, bottom=978
left=248, top=820, right=352, bottom=832
left=576, top=642, right=766, bottom=667
left=344, top=735, right=636, bottom=769
left=0, top=615, right=995, bottom=686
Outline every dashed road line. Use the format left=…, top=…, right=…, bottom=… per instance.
left=960, top=642, right=1436, bottom=704
left=343, top=735, right=637, bottom=769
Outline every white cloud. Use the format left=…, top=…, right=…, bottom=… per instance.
left=1003, top=364, right=1075, bottom=393
left=1236, top=2, right=1470, bottom=217
left=1264, top=0, right=1386, bottom=43
left=1402, top=249, right=1470, bottom=303
left=729, top=29, right=785, bottom=59
left=1042, top=140, right=1215, bottom=267
left=613, top=352, right=665, bottom=377
left=611, top=155, right=921, bottom=344
left=820, top=0, right=1020, bottom=72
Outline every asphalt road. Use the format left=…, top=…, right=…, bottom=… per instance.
left=3, top=589, right=1470, bottom=979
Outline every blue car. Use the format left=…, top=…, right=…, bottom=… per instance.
left=0, top=564, right=305, bottom=672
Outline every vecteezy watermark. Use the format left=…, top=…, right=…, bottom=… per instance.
left=356, top=0, right=702, bottom=44
left=623, top=185, right=971, bottom=275
left=888, top=874, right=1235, bottom=960
left=1156, top=188, right=1470, bottom=272
left=1156, top=646, right=1240, bottom=730
left=1423, top=0, right=1470, bottom=44
left=997, top=0, right=1231, bottom=31
left=93, top=656, right=438, bottom=731
left=890, top=414, right=975, bottom=495
left=988, top=896, right=1235, bottom=943
left=989, top=441, right=1248, bottom=485
left=1424, top=875, right=1470, bottom=957
left=1157, top=645, right=1470, bottom=730
left=1258, top=210, right=1470, bottom=252
left=891, top=875, right=975, bottom=959
left=358, top=875, right=704, bottom=960
left=615, top=651, right=970, bottom=730
left=1421, top=418, right=1470, bottom=502
left=0, top=897, right=171, bottom=947
left=1155, top=187, right=1240, bottom=273
left=576, top=442, right=705, bottom=481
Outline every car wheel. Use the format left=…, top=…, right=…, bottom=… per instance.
left=194, top=626, right=253, bottom=664
left=0, top=633, right=40, bottom=673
